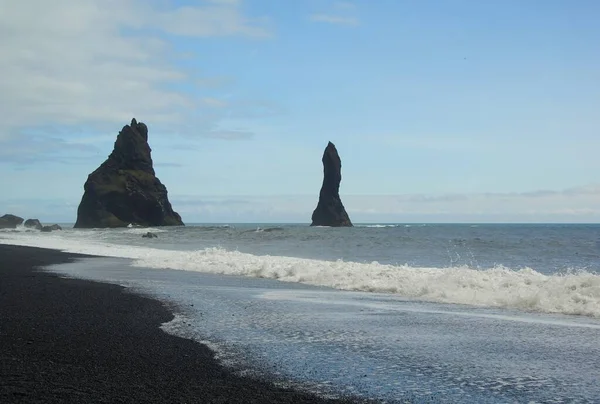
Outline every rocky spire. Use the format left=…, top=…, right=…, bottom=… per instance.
left=105, top=118, right=154, bottom=174
left=311, top=142, right=352, bottom=227
left=74, top=118, right=184, bottom=228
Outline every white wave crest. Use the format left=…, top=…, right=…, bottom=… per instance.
left=356, top=224, right=399, bottom=228
left=1, top=233, right=599, bottom=318
left=133, top=248, right=600, bottom=318
left=0, top=224, right=35, bottom=233
left=124, top=227, right=168, bottom=235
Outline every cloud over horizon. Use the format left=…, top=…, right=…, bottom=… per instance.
left=100, top=184, right=600, bottom=223
left=4, top=185, right=599, bottom=224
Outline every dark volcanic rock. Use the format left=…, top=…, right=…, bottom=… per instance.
left=74, top=119, right=184, bottom=228
left=0, top=214, right=24, bottom=229
left=311, top=142, right=352, bottom=227
left=24, top=219, right=43, bottom=230
left=41, top=224, right=62, bottom=232
left=142, top=232, right=158, bottom=239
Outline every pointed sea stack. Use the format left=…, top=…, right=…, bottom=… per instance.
left=74, top=119, right=183, bottom=228
left=311, top=142, right=352, bottom=227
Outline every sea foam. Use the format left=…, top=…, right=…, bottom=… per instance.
left=1, top=231, right=599, bottom=318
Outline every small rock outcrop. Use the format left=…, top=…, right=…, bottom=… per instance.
left=310, top=142, right=352, bottom=227
left=24, top=218, right=43, bottom=230
left=0, top=214, right=24, bottom=229
left=142, top=232, right=158, bottom=239
left=74, top=119, right=184, bottom=228
left=40, top=224, right=62, bottom=232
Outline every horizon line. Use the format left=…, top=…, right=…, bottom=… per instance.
left=37, top=221, right=600, bottom=226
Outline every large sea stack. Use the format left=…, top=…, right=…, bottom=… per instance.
left=74, top=119, right=183, bottom=228
left=311, top=142, right=352, bottom=227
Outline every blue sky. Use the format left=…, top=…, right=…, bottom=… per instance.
left=1, top=0, right=599, bottom=223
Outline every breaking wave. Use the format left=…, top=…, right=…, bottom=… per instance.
left=1, top=232, right=599, bottom=318
left=124, top=227, right=168, bottom=235
left=355, top=224, right=400, bottom=228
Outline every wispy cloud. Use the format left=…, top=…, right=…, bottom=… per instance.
left=0, top=134, right=100, bottom=165
left=333, top=2, right=356, bottom=10
left=152, top=4, right=271, bottom=38
left=309, top=1, right=359, bottom=26
left=309, top=14, right=359, bottom=26
left=0, top=0, right=272, bottom=161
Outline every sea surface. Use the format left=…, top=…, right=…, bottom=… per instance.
left=2, top=223, right=600, bottom=402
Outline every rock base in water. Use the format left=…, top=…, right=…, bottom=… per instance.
left=24, top=219, right=43, bottom=230
left=0, top=214, right=24, bottom=229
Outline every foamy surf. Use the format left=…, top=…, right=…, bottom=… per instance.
left=355, top=224, right=399, bottom=228
left=1, top=231, right=599, bottom=318
left=124, top=227, right=168, bottom=235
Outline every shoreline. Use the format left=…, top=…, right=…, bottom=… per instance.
left=0, top=244, right=363, bottom=403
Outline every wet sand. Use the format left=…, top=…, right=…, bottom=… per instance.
left=0, top=244, right=363, bottom=403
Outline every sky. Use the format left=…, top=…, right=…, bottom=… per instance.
left=1, top=0, right=599, bottom=223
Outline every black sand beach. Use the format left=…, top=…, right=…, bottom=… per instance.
left=0, top=244, right=362, bottom=403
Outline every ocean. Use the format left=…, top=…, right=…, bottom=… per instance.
left=2, top=223, right=600, bottom=403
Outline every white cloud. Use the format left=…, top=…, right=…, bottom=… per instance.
left=309, top=2, right=359, bottom=26
left=0, top=135, right=100, bottom=164
left=0, top=0, right=270, bottom=146
left=153, top=4, right=270, bottom=38
left=309, top=14, right=359, bottom=26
